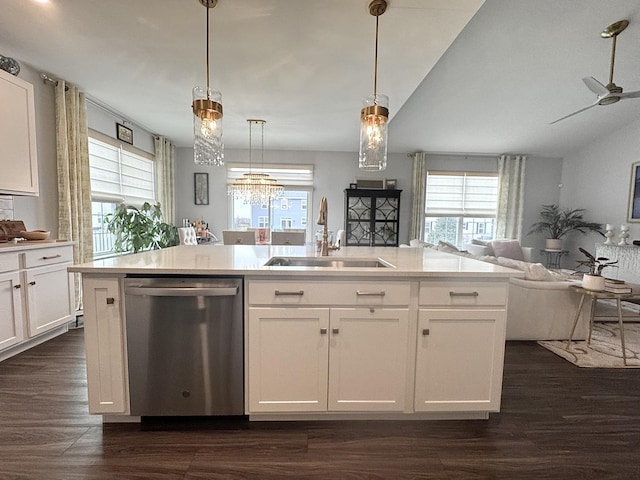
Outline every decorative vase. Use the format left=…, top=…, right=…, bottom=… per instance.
left=618, top=224, right=630, bottom=246
left=545, top=238, right=562, bottom=250
left=604, top=224, right=615, bottom=245
left=582, top=274, right=605, bottom=291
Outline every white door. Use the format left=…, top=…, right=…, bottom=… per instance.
left=0, top=271, right=24, bottom=351
left=24, top=264, right=74, bottom=337
left=328, top=308, right=409, bottom=412
left=415, top=309, right=506, bottom=412
left=248, top=307, right=329, bottom=412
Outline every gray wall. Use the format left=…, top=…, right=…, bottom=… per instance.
left=175, top=148, right=413, bottom=245
left=559, top=117, right=640, bottom=265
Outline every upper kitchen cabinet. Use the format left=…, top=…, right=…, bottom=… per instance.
left=0, top=69, right=39, bottom=196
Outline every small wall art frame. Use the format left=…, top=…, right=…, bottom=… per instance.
left=628, top=161, right=640, bottom=222
left=194, top=172, right=209, bottom=205
left=116, top=122, right=133, bottom=144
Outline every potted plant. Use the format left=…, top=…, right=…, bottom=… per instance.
left=575, top=247, right=618, bottom=291
left=105, top=202, right=179, bottom=253
left=528, top=204, right=604, bottom=250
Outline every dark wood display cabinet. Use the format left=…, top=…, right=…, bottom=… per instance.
left=344, top=188, right=401, bottom=247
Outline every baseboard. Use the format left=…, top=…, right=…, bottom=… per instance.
left=0, top=324, right=69, bottom=362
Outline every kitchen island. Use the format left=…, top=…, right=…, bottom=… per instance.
left=69, top=245, right=522, bottom=422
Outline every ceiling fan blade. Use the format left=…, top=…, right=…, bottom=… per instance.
left=582, top=76, right=609, bottom=96
left=619, top=90, right=640, bottom=99
left=549, top=100, right=600, bottom=125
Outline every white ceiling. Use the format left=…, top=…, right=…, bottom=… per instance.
left=1, top=0, right=639, bottom=158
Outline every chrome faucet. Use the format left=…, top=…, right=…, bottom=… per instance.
left=316, top=196, right=339, bottom=256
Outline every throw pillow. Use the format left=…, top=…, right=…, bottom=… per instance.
left=438, top=240, right=459, bottom=252
left=491, top=239, right=524, bottom=261
left=471, top=238, right=495, bottom=256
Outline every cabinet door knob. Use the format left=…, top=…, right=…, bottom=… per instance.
left=320, top=328, right=327, bottom=335
left=14, top=284, right=21, bottom=289
left=106, top=297, right=115, bottom=305
left=332, top=328, right=339, bottom=334
left=422, top=328, right=430, bottom=336
left=29, top=281, right=36, bottom=286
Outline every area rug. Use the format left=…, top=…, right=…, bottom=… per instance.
left=539, top=323, right=640, bottom=368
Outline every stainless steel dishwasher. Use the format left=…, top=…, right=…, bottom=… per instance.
left=124, top=276, right=244, bottom=416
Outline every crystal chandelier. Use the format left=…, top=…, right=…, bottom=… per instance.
left=359, top=0, right=389, bottom=171
left=192, top=0, right=224, bottom=166
left=228, top=120, right=284, bottom=205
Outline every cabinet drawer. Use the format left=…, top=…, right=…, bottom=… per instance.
left=23, top=246, right=73, bottom=268
left=0, top=252, right=20, bottom=273
left=419, top=281, right=507, bottom=307
left=249, top=280, right=411, bottom=306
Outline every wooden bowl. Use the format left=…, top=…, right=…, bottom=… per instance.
left=20, top=230, right=50, bottom=241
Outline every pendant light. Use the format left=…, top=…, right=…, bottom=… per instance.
left=228, top=120, right=284, bottom=205
left=359, top=0, right=389, bottom=172
left=193, top=0, right=224, bottom=166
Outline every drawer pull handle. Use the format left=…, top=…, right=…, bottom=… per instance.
left=320, top=328, right=327, bottom=335
left=449, top=291, right=479, bottom=297
left=422, top=328, right=430, bottom=336
left=29, top=281, right=36, bottom=286
left=42, top=254, right=62, bottom=260
left=274, top=290, right=304, bottom=296
left=332, top=328, right=339, bottom=334
left=106, top=297, right=115, bottom=305
left=356, top=291, right=385, bottom=297
left=14, top=284, right=21, bottom=289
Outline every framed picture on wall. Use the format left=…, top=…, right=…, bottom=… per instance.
left=194, top=172, right=209, bottom=205
left=628, top=162, right=640, bottom=222
left=116, top=123, right=133, bottom=145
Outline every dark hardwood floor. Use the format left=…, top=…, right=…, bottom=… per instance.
left=1, top=328, right=639, bottom=479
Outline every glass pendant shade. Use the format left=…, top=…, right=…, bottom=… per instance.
left=193, top=86, right=224, bottom=166
left=359, top=93, right=389, bottom=171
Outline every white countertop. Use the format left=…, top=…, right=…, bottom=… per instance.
left=0, top=240, right=74, bottom=252
left=69, top=245, right=523, bottom=279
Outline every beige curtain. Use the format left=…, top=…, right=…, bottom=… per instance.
left=154, top=136, right=175, bottom=224
left=56, top=81, right=93, bottom=310
left=409, top=152, right=428, bottom=241
left=496, top=154, right=526, bottom=240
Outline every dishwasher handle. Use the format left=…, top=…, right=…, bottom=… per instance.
left=125, top=285, right=239, bottom=297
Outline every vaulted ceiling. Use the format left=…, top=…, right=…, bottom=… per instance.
left=1, top=0, right=639, bottom=157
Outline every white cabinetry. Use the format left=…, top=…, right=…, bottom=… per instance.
left=0, top=252, right=24, bottom=350
left=415, top=280, right=507, bottom=413
left=0, top=244, right=74, bottom=361
left=82, top=276, right=129, bottom=414
left=0, top=69, right=39, bottom=196
left=247, top=279, right=410, bottom=414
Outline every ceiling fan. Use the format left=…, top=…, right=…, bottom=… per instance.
left=550, top=19, right=640, bottom=124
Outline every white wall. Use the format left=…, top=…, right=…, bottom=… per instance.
left=174, top=148, right=413, bottom=245
left=559, top=117, right=640, bottom=264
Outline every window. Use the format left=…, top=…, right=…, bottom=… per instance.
left=424, top=171, right=498, bottom=247
left=227, top=164, right=314, bottom=242
left=88, top=132, right=156, bottom=258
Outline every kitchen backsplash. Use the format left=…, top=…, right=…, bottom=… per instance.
left=0, top=195, right=14, bottom=220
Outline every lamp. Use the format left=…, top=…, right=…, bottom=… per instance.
left=193, top=0, right=224, bottom=166
left=228, top=120, right=284, bottom=205
left=359, top=0, right=389, bottom=171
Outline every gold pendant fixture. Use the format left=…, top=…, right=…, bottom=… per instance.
left=193, top=0, right=224, bottom=166
left=359, top=0, right=389, bottom=172
left=228, top=120, right=284, bottom=205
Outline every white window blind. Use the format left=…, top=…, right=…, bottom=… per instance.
left=89, top=135, right=155, bottom=205
left=226, top=164, right=314, bottom=187
left=425, top=171, right=498, bottom=216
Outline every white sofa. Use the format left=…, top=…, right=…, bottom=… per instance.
left=409, top=239, right=590, bottom=340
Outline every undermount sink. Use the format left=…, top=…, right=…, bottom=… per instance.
left=264, top=256, right=395, bottom=268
